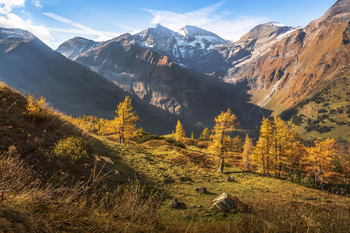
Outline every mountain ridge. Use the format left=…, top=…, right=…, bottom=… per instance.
left=0, top=27, right=178, bottom=134
left=51, top=0, right=350, bottom=140
left=73, top=32, right=268, bottom=130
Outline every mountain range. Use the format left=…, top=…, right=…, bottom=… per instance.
left=1, top=0, right=349, bottom=138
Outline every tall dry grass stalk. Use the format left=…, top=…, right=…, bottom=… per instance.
left=0, top=154, right=163, bottom=232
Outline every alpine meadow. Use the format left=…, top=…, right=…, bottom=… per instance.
left=1, top=0, right=350, bottom=232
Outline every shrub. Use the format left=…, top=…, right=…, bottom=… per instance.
left=26, top=94, right=51, bottom=120
left=305, top=118, right=331, bottom=133
left=318, top=109, right=328, bottom=114
left=163, top=137, right=186, bottom=148
left=195, top=141, right=210, bottom=148
left=132, top=133, right=163, bottom=144
left=183, top=138, right=196, bottom=146
left=292, top=114, right=303, bottom=125
left=52, top=136, right=90, bottom=164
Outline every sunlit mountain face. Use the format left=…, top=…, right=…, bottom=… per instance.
left=1, top=1, right=350, bottom=233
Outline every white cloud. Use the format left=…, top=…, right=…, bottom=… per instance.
left=44, top=12, right=117, bottom=41
left=0, top=0, right=26, bottom=14
left=32, top=0, right=41, bottom=8
left=0, top=0, right=53, bottom=45
left=0, top=12, right=53, bottom=42
left=142, top=1, right=268, bottom=41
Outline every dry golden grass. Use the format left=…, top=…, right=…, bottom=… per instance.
left=2, top=82, right=350, bottom=232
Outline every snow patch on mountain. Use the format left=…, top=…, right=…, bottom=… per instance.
left=0, top=28, right=34, bottom=40
left=258, top=79, right=281, bottom=107
left=277, top=27, right=302, bottom=39
left=133, top=24, right=229, bottom=68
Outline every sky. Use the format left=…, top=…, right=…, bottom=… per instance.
left=0, top=0, right=336, bottom=49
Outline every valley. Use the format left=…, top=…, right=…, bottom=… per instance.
left=1, top=0, right=350, bottom=232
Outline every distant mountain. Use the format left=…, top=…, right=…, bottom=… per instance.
left=133, top=24, right=229, bottom=71
left=53, top=0, right=350, bottom=139
left=0, top=28, right=177, bottom=134
left=222, top=0, right=350, bottom=112
left=56, top=37, right=101, bottom=59
left=57, top=24, right=231, bottom=75
left=73, top=33, right=268, bottom=130
left=178, top=25, right=227, bottom=45
left=56, top=23, right=295, bottom=79
left=219, top=22, right=296, bottom=69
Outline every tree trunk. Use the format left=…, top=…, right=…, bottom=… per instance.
left=217, top=158, right=224, bottom=173
left=274, top=153, right=278, bottom=177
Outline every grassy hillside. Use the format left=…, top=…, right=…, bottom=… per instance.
left=99, top=137, right=350, bottom=232
left=281, top=70, right=350, bottom=142
left=1, top=83, right=350, bottom=232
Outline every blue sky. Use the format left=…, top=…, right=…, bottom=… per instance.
left=0, top=0, right=336, bottom=48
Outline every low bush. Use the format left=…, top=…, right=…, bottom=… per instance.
left=163, top=137, right=186, bottom=148
left=26, top=94, right=52, bottom=121
left=51, top=136, right=91, bottom=164
left=132, top=133, right=163, bottom=144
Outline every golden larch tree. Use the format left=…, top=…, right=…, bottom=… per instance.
left=174, top=120, right=186, bottom=141
left=200, top=128, right=210, bottom=140
left=252, top=117, right=273, bottom=174
left=288, top=125, right=305, bottom=176
left=115, top=96, right=139, bottom=143
left=303, top=138, right=339, bottom=185
left=242, top=134, right=254, bottom=170
left=272, top=115, right=290, bottom=177
left=232, top=135, right=243, bottom=152
left=209, top=109, right=239, bottom=173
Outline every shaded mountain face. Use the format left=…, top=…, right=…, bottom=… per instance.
left=73, top=33, right=269, bottom=129
left=222, top=0, right=350, bottom=112
left=56, top=37, right=101, bottom=59
left=0, top=28, right=177, bottom=134
left=53, top=0, right=350, bottom=136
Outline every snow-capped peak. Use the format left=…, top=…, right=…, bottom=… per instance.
left=180, top=25, right=216, bottom=37
left=178, top=25, right=227, bottom=44
left=0, top=28, right=34, bottom=40
left=132, top=24, right=229, bottom=70
left=270, top=22, right=287, bottom=27
left=154, top=23, right=167, bottom=30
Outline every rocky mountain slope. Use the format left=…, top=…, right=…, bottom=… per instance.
left=56, top=37, right=101, bottom=59
left=54, top=0, right=350, bottom=139
left=73, top=33, right=268, bottom=129
left=0, top=28, right=177, bottom=133
left=134, top=24, right=228, bottom=73
left=224, top=0, right=350, bottom=113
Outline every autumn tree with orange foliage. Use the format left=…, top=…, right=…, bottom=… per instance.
left=114, top=96, right=139, bottom=143
left=271, top=115, right=290, bottom=177
left=252, top=117, right=274, bottom=174
left=242, top=134, right=253, bottom=170
left=174, top=120, right=186, bottom=141
left=209, top=109, right=239, bottom=173
left=287, top=126, right=306, bottom=177
left=302, top=138, right=340, bottom=185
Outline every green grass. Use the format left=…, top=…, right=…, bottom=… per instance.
left=94, top=137, right=350, bottom=232
left=2, top=82, right=350, bottom=232
left=283, top=75, right=350, bottom=142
